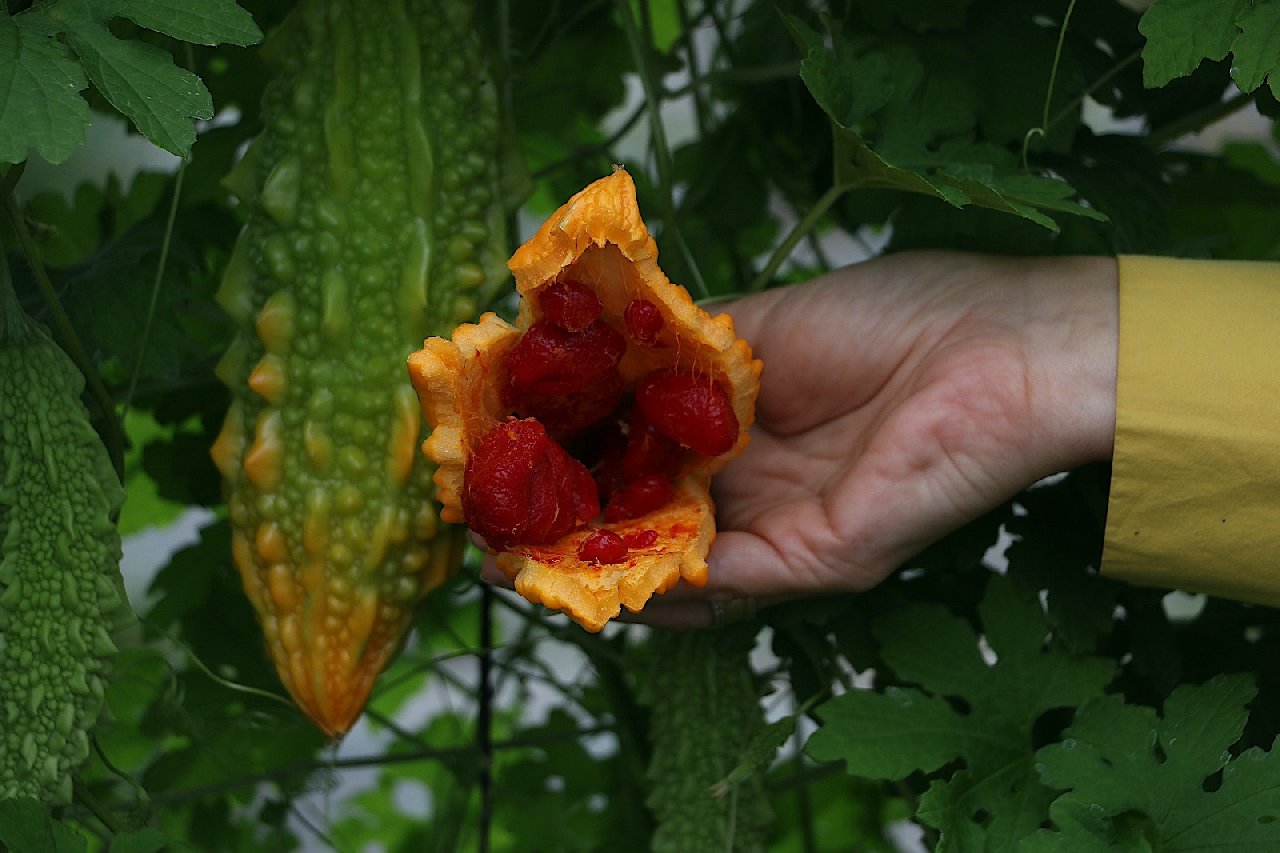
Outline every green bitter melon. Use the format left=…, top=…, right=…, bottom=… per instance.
left=646, top=625, right=774, bottom=852
left=0, top=260, right=127, bottom=804
left=210, top=0, right=507, bottom=736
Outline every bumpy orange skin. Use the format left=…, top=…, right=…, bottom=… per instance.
left=407, top=168, right=762, bottom=632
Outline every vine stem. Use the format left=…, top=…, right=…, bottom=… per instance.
left=531, top=100, right=647, bottom=181
left=1046, top=47, right=1141, bottom=132
left=748, top=181, right=855, bottom=292
left=74, top=779, right=127, bottom=836
left=791, top=690, right=821, bottom=853
left=93, top=735, right=150, bottom=810
left=726, top=782, right=740, bottom=852
left=146, top=723, right=612, bottom=808
left=478, top=582, right=494, bottom=853
left=122, top=154, right=187, bottom=417
left=617, top=0, right=709, bottom=299
left=1146, top=89, right=1255, bottom=150
left=667, top=61, right=803, bottom=95
left=3, top=191, right=126, bottom=478
left=676, top=0, right=709, bottom=139
left=138, top=615, right=298, bottom=710
left=0, top=162, right=24, bottom=198
left=1021, top=0, right=1078, bottom=170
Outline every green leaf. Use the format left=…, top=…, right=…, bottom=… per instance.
left=1030, top=675, right=1280, bottom=851
left=788, top=16, right=896, bottom=130
left=808, top=685, right=964, bottom=779
left=0, top=799, right=87, bottom=853
left=0, top=14, right=92, bottom=165
left=713, top=715, right=795, bottom=794
left=833, top=129, right=969, bottom=207
left=877, top=72, right=973, bottom=164
left=109, top=827, right=172, bottom=853
left=2, top=0, right=260, bottom=164
left=1028, top=797, right=1156, bottom=852
left=807, top=576, right=1115, bottom=850
left=95, top=646, right=176, bottom=772
left=861, top=0, right=972, bottom=31
left=1139, top=0, right=1248, bottom=88
left=108, top=0, right=262, bottom=47
left=509, top=2, right=630, bottom=209
left=766, top=771, right=902, bottom=853
left=1164, top=148, right=1280, bottom=259
left=633, top=0, right=682, bottom=53
left=58, top=7, right=214, bottom=157
left=1005, top=471, right=1117, bottom=654
left=1231, top=0, right=1280, bottom=98
left=53, top=220, right=210, bottom=388
left=22, top=183, right=108, bottom=267
left=937, top=163, right=1108, bottom=232
left=118, top=411, right=188, bottom=536
left=491, top=709, right=626, bottom=851
left=792, top=23, right=1102, bottom=232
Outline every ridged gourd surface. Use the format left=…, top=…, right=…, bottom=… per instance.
left=211, top=0, right=505, bottom=737
left=646, top=627, right=773, bottom=852
left=0, top=307, right=126, bottom=804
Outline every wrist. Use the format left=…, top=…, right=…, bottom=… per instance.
left=1023, top=256, right=1118, bottom=471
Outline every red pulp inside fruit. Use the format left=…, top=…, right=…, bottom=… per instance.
left=624, top=299, right=664, bottom=345
left=467, top=285, right=739, bottom=554
left=539, top=279, right=601, bottom=331
left=505, top=320, right=625, bottom=397
left=621, top=406, right=682, bottom=483
left=605, top=474, right=676, bottom=523
left=463, top=418, right=596, bottom=551
left=623, top=529, right=659, bottom=549
left=507, top=370, right=625, bottom=442
left=636, top=368, right=739, bottom=456
left=578, top=529, right=629, bottom=564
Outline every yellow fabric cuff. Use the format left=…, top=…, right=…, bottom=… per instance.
left=1102, top=255, right=1280, bottom=606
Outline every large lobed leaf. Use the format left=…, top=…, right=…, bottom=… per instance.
left=0, top=0, right=261, bottom=165
left=1140, top=0, right=1280, bottom=97
left=806, top=576, right=1115, bottom=851
left=1028, top=674, right=1280, bottom=851
left=787, top=16, right=1106, bottom=233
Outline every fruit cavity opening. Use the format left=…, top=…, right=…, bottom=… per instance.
left=463, top=270, right=739, bottom=557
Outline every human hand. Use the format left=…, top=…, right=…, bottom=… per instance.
left=626, top=251, right=1118, bottom=628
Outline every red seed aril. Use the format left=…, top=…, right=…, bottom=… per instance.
left=463, top=419, right=595, bottom=550
left=578, top=529, right=629, bottom=564
left=505, top=320, right=626, bottom=397
left=507, top=369, right=624, bottom=441
left=539, top=278, right=601, bottom=331
left=604, top=474, right=676, bottom=523
left=623, top=529, right=659, bottom=549
left=635, top=369, right=739, bottom=456
left=463, top=420, right=571, bottom=550
left=624, top=299, right=664, bottom=345
left=590, top=418, right=630, bottom=504
left=621, top=406, right=682, bottom=482
left=550, top=446, right=602, bottom=524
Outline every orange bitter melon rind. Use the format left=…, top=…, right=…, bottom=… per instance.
left=407, top=167, right=761, bottom=632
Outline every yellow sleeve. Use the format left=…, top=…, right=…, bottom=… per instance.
left=1101, top=255, right=1280, bottom=606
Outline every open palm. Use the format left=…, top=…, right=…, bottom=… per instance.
left=655, top=252, right=1117, bottom=619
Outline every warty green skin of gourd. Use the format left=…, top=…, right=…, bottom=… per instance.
left=212, top=0, right=506, bottom=736
left=645, top=626, right=773, bottom=852
left=0, top=301, right=126, bottom=805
